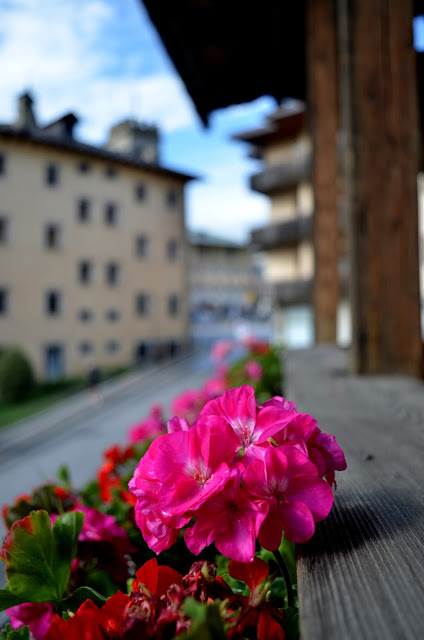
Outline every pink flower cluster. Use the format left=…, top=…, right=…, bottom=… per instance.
left=129, top=385, right=346, bottom=563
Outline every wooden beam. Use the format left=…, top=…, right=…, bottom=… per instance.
left=307, top=0, right=340, bottom=343
left=338, top=0, right=422, bottom=375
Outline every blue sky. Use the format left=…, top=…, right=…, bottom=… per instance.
left=0, top=0, right=275, bottom=242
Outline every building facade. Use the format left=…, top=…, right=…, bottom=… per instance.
left=188, top=231, right=266, bottom=321
left=234, top=103, right=351, bottom=348
left=0, top=93, right=193, bottom=380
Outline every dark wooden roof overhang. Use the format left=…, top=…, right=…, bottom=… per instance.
left=141, top=0, right=307, bottom=126
left=142, top=1, right=424, bottom=135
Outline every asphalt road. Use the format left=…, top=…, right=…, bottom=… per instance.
left=0, top=349, right=217, bottom=554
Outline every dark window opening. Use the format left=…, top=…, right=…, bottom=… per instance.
left=167, top=239, right=178, bottom=260
left=106, top=308, right=120, bottom=322
left=0, top=288, right=9, bottom=314
left=136, top=293, right=150, bottom=316
left=46, top=291, right=61, bottom=315
left=106, top=340, right=120, bottom=353
left=78, top=308, right=93, bottom=322
left=79, top=341, right=93, bottom=354
left=135, top=342, right=147, bottom=361
left=78, top=260, right=92, bottom=285
left=46, top=163, right=59, bottom=186
left=135, top=234, right=149, bottom=257
left=167, top=189, right=178, bottom=208
left=135, top=182, right=146, bottom=201
left=0, top=153, right=5, bottom=176
left=77, top=199, right=91, bottom=223
left=106, top=262, right=119, bottom=285
left=77, top=161, right=91, bottom=173
left=168, top=294, right=179, bottom=316
left=104, top=166, right=117, bottom=179
left=105, top=202, right=118, bottom=225
left=0, top=217, right=8, bottom=244
left=45, top=224, right=60, bottom=249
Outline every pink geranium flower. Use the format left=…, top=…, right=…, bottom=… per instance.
left=155, top=418, right=239, bottom=516
left=171, top=389, right=208, bottom=426
left=7, top=602, right=54, bottom=640
left=184, top=465, right=264, bottom=562
left=244, top=360, right=263, bottom=381
left=264, top=396, right=347, bottom=486
left=243, top=444, right=334, bottom=548
left=127, top=404, right=165, bottom=444
left=199, top=385, right=294, bottom=462
left=210, top=339, right=234, bottom=362
left=128, top=435, right=190, bottom=554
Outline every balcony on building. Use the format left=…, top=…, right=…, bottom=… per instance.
left=251, top=215, right=312, bottom=250
left=250, top=149, right=312, bottom=195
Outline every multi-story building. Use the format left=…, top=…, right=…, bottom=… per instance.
left=233, top=103, right=350, bottom=348
left=188, top=231, right=266, bottom=320
left=0, top=92, right=194, bottom=379
left=187, top=230, right=270, bottom=343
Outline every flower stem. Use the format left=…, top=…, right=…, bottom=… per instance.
left=273, top=549, right=294, bottom=608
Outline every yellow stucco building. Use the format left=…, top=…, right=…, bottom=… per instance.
left=0, top=93, right=193, bottom=379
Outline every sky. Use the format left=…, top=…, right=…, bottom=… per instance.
left=0, top=0, right=278, bottom=243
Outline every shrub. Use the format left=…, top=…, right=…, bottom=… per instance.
left=0, top=347, right=35, bottom=403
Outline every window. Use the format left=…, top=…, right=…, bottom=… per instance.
left=78, top=308, right=93, bottom=322
left=0, top=288, right=9, bottom=314
left=77, top=161, right=91, bottom=173
left=77, top=199, right=91, bottom=223
left=167, top=239, right=179, bottom=261
left=135, top=293, right=151, bottom=316
left=44, top=223, right=61, bottom=249
left=105, top=308, right=120, bottom=322
left=168, top=294, right=179, bottom=316
left=104, top=202, right=118, bottom=225
left=106, top=340, right=120, bottom=353
left=0, top=217, right=8, bottom=244
left=45, top=163, right=59, bottom=186
left=166, top=189, right=178, bottom=209
left=135, top=234, right=149, bottom=258
left=79, top=341, right=93, bottom=354
left=78, top=260, right=93, bottom=285
left=105, top=262, right=119, bottom=286
left=0, top=153, right=5, bottom=176
left=104, top=166, right=117, bottom=179
left=45, top=290, right=61, bottom=315
left=135, top=182, right=146, bottom=201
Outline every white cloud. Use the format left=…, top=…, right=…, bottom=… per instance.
left=0, top=0, right=196, bottom=141
left=187, top=180, right=270, bottom=243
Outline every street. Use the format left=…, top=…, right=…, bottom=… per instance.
left=0, top=349, right=216, bottom=545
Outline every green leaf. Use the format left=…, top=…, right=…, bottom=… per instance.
left=0, top=623, right=30, bottom=639
left=0, top=585, right=27, bottom=609
left=181, top=598, right=227, bottom=640
left=1, top=509, right=83, bottom=609
left=63, top=586, right=106, bottom=611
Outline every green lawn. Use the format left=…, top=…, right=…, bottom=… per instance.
left=0, top=379, right=85, bottom=430
left=0, top=366, right=131, bottom=430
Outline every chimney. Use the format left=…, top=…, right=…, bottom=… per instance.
left=105, top=119, right=160, bottom=163
left=15, top=92, right=37, bottom=130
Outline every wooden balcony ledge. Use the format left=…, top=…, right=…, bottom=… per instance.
left=286, top=345, right=424, bottom=640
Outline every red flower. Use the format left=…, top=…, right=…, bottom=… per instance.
left=133, top=558, right=183, bottom=597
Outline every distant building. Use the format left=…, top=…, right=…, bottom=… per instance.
left=187, top=230, right=267, bottom=322
left=234, top=103, right=350, bottom=348
left=0, top=92, right=194, bottom=380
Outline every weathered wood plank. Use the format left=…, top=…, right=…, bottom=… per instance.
left=286, top=346, right=424, bottom=639
left=306, top=0, right=340, bottom=343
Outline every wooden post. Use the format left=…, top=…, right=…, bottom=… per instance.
left=307, top=0, right=340, bottom=343
left=338, top=0, right=422, bottom=375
